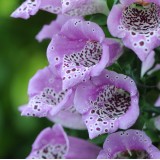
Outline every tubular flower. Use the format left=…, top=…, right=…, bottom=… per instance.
left=27, top=124, right=101, bottom=159
left=19, top=66, right=86, bottom=130
left=74, top=70, right=139, bottom=139
left=98, top=129, right=160, bottom=159
left=11, top=0, right=108, bottom=19
left=148, top=64, right=160, bottom=75
left=107, top=0, right=160, bottom=61
left=141, top=51, right=155, bottom=77
left=155, top=95, right=160, bottom=107
left=36, top=15, right=76, bottom=42
left=47, top=19, right=123, bottom=90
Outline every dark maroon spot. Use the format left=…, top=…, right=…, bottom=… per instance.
left=132, top=32, right=136, bottom=35
left=96, top=127, right=100, bottom=131
left=97, top=118, right=102, bottom=121
left=66, top=70, right=70, bottom=74
left=66, top=2, right=69, bottom=5
left=91, top=110, right=95, bottom=114
left=72, top=68, right=76, bottom=72
left=34, top=105, right=38, bottom=109
left=150, top=32, right=154, bottom=35
left=139, top=41, right=144, bottom=46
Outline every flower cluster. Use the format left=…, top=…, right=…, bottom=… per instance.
left=12, top=0, right=160, bottom=159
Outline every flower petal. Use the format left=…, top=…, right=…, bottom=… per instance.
left=122, top=30, right=160, bottom=61
left=107, top=4, right=126, bottom=38
left=120, top=0, right=136, bottom=6
left=40, top=0, right=62, bottom=14
left=74, top=70, right=139, bottom=139
left=27, top=124, right=69, bottom=159
left=141, top=51, right=155, bottom=77
left=47, top=19, right=122, bottom=90
left=21, top=66, right=73, bottom=117
left=11, top=0, right=41, bottom=19
left=148, top=64, right=160, bottom=75
left=60, top=19, right=105, bottom=42
left=61, top=0, right=109, bottom=16
left=155, top=96, right=160, bottom=107
left=98, top=129, right=160, bottom=159
left=36, top=15, right=81, bottom=42
left=66, top=136, right=101, bottom=159
left=108, top=2, right=160, bottom=61
left=11, top=0, right=62, bottom=19
left=48, top=105, right=86, bottom=130
left=120, top=0, right=160, bottom=8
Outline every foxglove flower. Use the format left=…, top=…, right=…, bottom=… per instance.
left=148, top=64, right=160, bottom=75
left=98, top=129, right=160, bottom=159
left=141, top=51, right=155, bottom=77
left=107, top=0, right=160, bottom=61
left=47, top=19, right=123, bottom=90
left=36, top=15, right=83, bottom=42
left=20, top=66, right=86, bottom=130
left=74, top=70, right=139, bottom=139
left=27, top=124, right=101, bottom=159
left=36, top=15, right=74, bottom=42
left=11, top=0, right=108, bottom=19
left=155, top=95, right=160, bottom=107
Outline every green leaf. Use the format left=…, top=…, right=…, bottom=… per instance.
left=106, top=0, right=118, bottom=10
left=89, top=14, right=107, bottom=26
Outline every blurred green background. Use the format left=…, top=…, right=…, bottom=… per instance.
left=0, top=0, right=56, bottom=158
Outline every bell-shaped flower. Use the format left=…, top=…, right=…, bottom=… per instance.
left=155, top=95, right=160, bottom=107
left=27, top=124, right=101, bottom=159
left=36, top=15, right=83, bottom=42
left=107, top=0, right=160, bottom=61
left=36, top=15, right=75, bottom=42
left=141, top=51, right=155, bottom=77
left=47, top=19, right=123, bottom=90
left=74, top=70, right=139, bottom=139
left=98, top=129, right=160, bottom=159
left=19, top=66, right=86, bottom=130
left=148, top=64, right=160, bottom=75
left=11, top=0, right=108, bottom=19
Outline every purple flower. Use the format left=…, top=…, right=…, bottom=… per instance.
left=148, top=64, right=160, bottom=75
left=27, top=124, right=101, bottom=159
left=19, top=66, right=86, bottom=130
left=107, top=0, right=160, bottom=61
left=11, top=0, right=108, bottom=19
left=47, top=19, right=123, bottom=90
left=155, top=95, right=160, bottom=107
left=141, top=51, right=155, bottom=77
left=98, top=129, right=160, bottom=159
left=36, top=15, right=75, bottom=42
left=74, top=70, right=139, bottom=139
